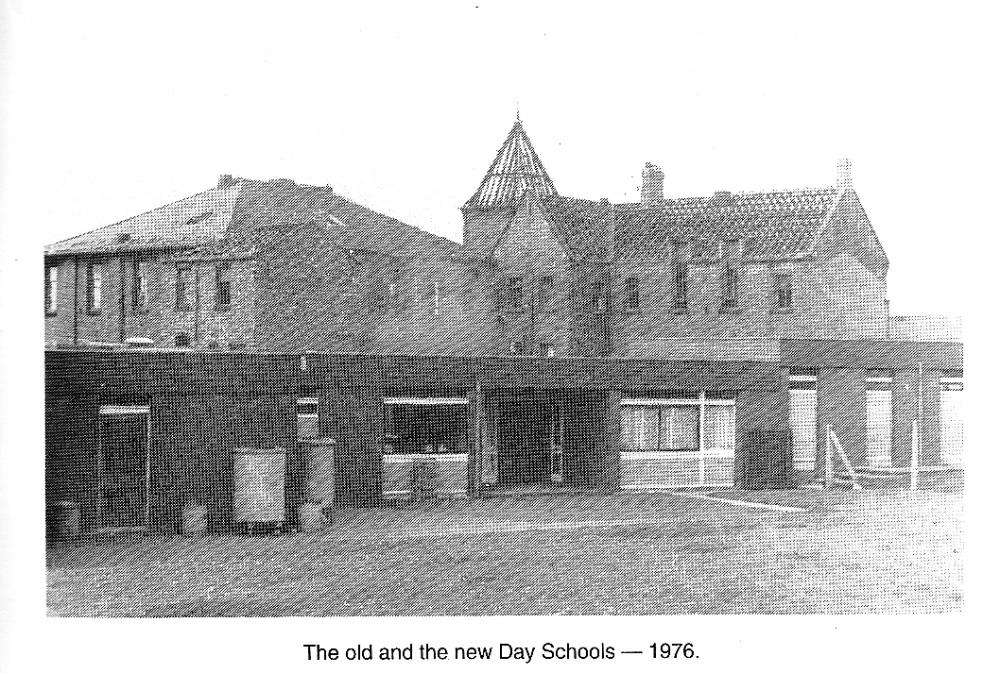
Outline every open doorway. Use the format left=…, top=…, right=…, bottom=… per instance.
left=496, top=391, right=564, bottom=490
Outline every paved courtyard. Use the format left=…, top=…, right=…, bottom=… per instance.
left=46, top=488, right=962, bottom=616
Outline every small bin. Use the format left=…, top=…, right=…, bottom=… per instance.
left=182, top=503, right=208, bottom=536
left=298, top=501, right=326, bottom=532
left=48, top=501, right=80, bottom=540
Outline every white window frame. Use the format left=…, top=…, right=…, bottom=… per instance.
left=383, top=396, right=469, bottom=406
left=87, top=263, right=103, bottom=313
left=620, top=393, right=735, bottom=487
left=46, top=264, right=59, bottom=314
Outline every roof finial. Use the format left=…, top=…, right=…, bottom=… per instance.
left=515, top=102, right=520, bottom=123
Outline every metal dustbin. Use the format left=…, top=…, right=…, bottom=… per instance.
left=49, top=501, right=81, bottom=540
left=233, top=447, right=286, bottom=531
left=182, top=503, right=208, bottom=536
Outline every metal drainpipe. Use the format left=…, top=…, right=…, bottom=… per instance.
left=529, top=278, right=536, bottom=356
left=193, top=265, right=201, bottom=345
left=118, top=257, right=126, bottom=343
left=72, top=255, right=79, bottom=345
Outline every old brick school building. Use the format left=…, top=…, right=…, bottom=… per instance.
left=45, top=120, right=963, bottom=534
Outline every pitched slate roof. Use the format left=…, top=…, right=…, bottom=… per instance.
left=45, top=177, right=459, bottom=259
left=230, top=179, right=459, bottom=258
left=614, top=187, right=842, bottom=260
left=464, top=119, right=558, bottom=210
left=45, top=184, right=241, bottom=255
left=540, top=195, right=613, bottom=261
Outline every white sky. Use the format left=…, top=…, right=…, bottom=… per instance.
left=3, top=0, right=994, bottom=316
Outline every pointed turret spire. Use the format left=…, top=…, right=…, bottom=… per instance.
left=464, top=118, right=558, bottom=210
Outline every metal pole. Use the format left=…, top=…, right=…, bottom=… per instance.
left=698, top=391, right=706, bottom=486
left=825, top=425, right=833, bottom=489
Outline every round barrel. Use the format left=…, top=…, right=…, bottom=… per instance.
left=182, top=503, right=208, bottom=536
left=49, top=501, right=80, bottom=540
left=298, top=501, right=326, bottom=532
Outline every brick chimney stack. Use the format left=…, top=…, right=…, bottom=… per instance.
left=641, top=162, right=664, bottom=205
left=836, top=158, right=852, bottom=190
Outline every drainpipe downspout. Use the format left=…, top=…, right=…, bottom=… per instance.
left=118, top=257, right=126, bottom=343
left=72, top=255, right=79, bottom=345
left=193, top=265, right=201, bottom=345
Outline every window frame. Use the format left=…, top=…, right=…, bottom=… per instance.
left=537, top=275, right=555, bottom=310
left=720, top=264, right=740, bottom=312
left=591, top=279, right=607, bottom=313
left=673, top=242, right=690, bottom=313
left=45, top=264, right=59, bottom=316
left=86, top=262, right=103, bottom=315
left=673, top=263, right=689, bottom=313
left=175, top=265, right=192, bottom=312
left=215, top=263, right=232, bottom=311
left=131, top=259, right=149, bottom=312
left=773, top=270, right=793, bottom=310
left=624, top=275, right=640, bottom=311
left=504, top=276, right=524, bottom=312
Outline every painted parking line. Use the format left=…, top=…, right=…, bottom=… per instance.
left=675, top=492, right=811, bottom=513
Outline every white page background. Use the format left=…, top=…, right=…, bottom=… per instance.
left=1, top=1, right=996, bottom=670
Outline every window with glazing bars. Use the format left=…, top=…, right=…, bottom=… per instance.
left=45, top=264, right=58, bottom=315
left=673, top=242, right=689, bottom=311
left=721, top=266, right=739, bottom=311
left=86, top=263, right=102, bottom=314
left=624, top=276, right=640, bottom=310
left=774, top=271, right=792, bottom=309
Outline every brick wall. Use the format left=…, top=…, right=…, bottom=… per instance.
left=44, top=256, right=78, bottom=344
left=44, top=251, right=256, bottom=349
left=612, top=252, right=887, bottom=348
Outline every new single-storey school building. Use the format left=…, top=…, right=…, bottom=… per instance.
left=45, top=338, right=962, bottom=536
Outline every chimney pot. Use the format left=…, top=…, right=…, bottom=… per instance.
left=836, top=158, right=852, bottom=190
left=641, top=163, right=665, bottom=206
left=218, top=174, right=234, bottom=188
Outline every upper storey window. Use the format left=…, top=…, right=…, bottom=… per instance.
left=721, top=267, right=739, bottom=311
left=132, top=260, right=148, bottom=311
left=720, top=239, right=741, bottom=312
left=591, top=279, right=607, bottom=313
left=774, top=271, right=793, bottom=310
left=86, top=263, right=103, bottom=314
left=215, top=263, right=232, bottom=310
left=624, top=276, right=640, bottom=311
left=673, top=242, right=690, bottom=312
left=503, top=276, right=524, bottom=311
left=175, top=266, right=192, bottom=311
left=45, top=264, right=58, bottom=315
left=537, top=275, right=554, bottom=310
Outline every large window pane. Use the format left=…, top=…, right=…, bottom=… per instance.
left=668, top=406, right=699, bottom=451
left=384, top=403, right=468, bottom=455
left=621, top=406, right=660, bottom=452
left=704, top=405, right=735, bottom=454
